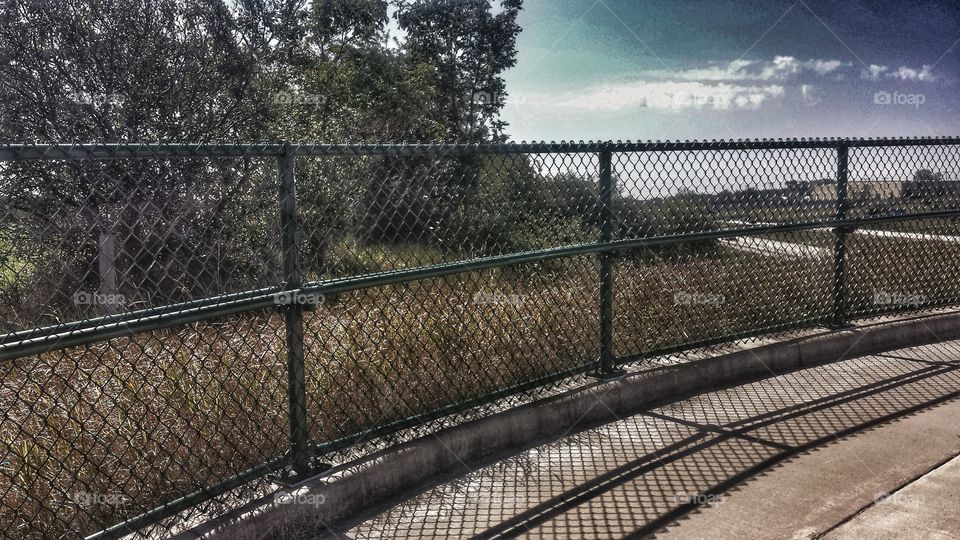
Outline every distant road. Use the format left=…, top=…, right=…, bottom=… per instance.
left=726, top=220, right=960, bottom=244
left=854, top=228, right=960, bottom=244
left=720, top=236, right=830, bottom=260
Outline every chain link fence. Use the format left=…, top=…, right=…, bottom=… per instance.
left=1, top=138, right=959, bottom=538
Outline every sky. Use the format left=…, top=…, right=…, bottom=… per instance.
left=499, top=0, right=960, bottom=143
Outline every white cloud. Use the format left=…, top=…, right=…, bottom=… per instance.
left=800, top=84, right=821, bottom=106
left=651, top=57, right=940, bottom=85
left=888, top=65, right=938, bottom=82
left=805, top=59, right=845, bottom=76
left=759, top=56, right=802, bottom=80
left=652, top=59, right=754, bottom=81
left=862, top=64, right=938, bottom=82
left=861, top=64, right=888, bottom=81
left=540, top=81, right=785, bottom=112
left=648, top=56, right=849, bottom=82
left=541, top=56, right=841, bottom=113
left=523, top=55, right=940, bottom=116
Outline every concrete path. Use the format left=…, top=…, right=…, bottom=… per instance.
left=335, top=340, right=960, bottom=539
left=720, top=219, right=960, bottom=261
left=824, top=455, right=960, bottom=540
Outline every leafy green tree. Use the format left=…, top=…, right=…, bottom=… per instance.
left=0, top=0, right=304, bottom=323
left=396, top=0, right=523, bottom=142
left=290, top=0, right=525, bottom=273
left=0, top=0, right=529, bottom=324
left=0, top=0, right=303, bottom=142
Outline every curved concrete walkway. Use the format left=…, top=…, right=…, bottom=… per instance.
left=332, top=340, right=960, bottom=539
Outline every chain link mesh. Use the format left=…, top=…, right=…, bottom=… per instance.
left=1, top=309, right=288, bottom=538
left=1, top=138, right=958, bottom=538
left=0, top=153, right=282, bottom=336
left=612, top=148, right=838, bottom=359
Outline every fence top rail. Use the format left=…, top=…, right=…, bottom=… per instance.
left=291, top=136, right=960, bottom=156
left=1, top=136, right=959, bottom=160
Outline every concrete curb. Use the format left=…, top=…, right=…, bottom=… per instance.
left=184, top=310, right=960, bottom=539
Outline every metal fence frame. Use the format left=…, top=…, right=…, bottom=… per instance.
left=3, top=136, right=960, bottom=537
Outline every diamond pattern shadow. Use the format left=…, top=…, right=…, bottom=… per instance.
left=339, top=344, right=960, bottom=540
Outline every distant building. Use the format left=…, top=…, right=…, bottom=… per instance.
left=902, top=175, right=960, bottom=199
left=716, top=171, right=953, bottom=207
left=850, top=180, right=901, bottom=200
left=811, top=179, right=901, bottom=201
left=810, top=179, right=835, bottom=201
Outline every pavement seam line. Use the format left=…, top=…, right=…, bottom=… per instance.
left=813, top=449, right=960, bottom=539
left=876, top=352, right=960, bottom=367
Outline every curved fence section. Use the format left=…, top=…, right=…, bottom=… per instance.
left=2, top=137, right=960, bottom=538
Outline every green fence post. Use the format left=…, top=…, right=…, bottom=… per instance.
left=593, top=148, right=622, bottom=377
left=831, top=144, right=850, bottom=328
left=275, top=142, right=316, bottom=482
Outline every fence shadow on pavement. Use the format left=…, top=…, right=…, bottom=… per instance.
left=337, top=343, right=960, bottom=539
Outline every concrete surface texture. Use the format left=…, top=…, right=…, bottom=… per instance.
left=825, top=455, right=960, bottom=540
left=334, top=340, right=960, bottom=539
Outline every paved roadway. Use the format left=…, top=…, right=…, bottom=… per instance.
left=721, top=220, right=960, bottom=260
left=719, top=236, right=830, bottom=259
left=726, top=219, right=960, bottom=244
left=825, top=454, right=960, bottom=539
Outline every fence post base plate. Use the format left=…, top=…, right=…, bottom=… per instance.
left=588, top=368, right=627, bottom=380
left=825, top=322, right=855, bottom=331
left=268, top=460, right=333, bottom=488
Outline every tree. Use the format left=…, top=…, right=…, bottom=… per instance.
left=0, top=0, right=528, bottom=326
left=905, top=169, right=945, bottom=199
left=914, top=169, right=943, bottom=182
left=0, top=0, right=305, bottom=324
left=396, top=0, right=523, bottom=142
left=0, top=0, right=305, bottom=143
left=290, top=0, right=525, bottom=274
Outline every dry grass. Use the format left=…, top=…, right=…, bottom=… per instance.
left=845, top=231, right=960, bottom=316
left=613, top=247, right=832, bottom=357
left=757, top=225, right=960, bottom=316
left=1, top=316, right=290, bottom=538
